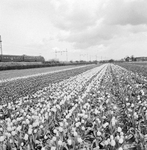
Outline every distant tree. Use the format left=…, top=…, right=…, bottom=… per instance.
left=130, top=55, right=137, bottom=61
left=134, top=58, right=137, bottom=61
left=125, top=56, right=130, bottom=62
left=131, top=55, right=134, bottom=61
left=109, top=59, right=114, bottom=63
left=93, top=60, right=98, bottom=64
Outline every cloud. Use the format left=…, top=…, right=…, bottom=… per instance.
left=48, top=0, right=147, bottom=49
left=51, top=0, right=100, bottom=31
left=65, top=22, right=116, bottom=48
left=0, top=0, right=147, bottom=60
left=103, top=0, right=147, bottom=25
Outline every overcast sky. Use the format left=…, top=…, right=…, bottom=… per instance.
left=0, top=0, right=147, bottom=61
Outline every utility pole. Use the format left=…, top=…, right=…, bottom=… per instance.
left=79, top=54, right=81, bottom=61
left=0, top=35, right=2, bottom=62
left=79, top=54, right=84, bottom=61
left=90, top=55, right=91, bottom=61
left=55, top=49, right=68, bottom=61
left=55, top=50, right=57, bottom=59
left=87, top=54, right=88, bottom=62
left=66, top=49, right=68, bottom=62
left=95, top=55, right=97, bottom=61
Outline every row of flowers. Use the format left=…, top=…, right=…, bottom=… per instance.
left=1, top=63, right=147, bottom=150
left=0, top=64, right=107, bottom=150
left=0, top=65, right=95, bottom=104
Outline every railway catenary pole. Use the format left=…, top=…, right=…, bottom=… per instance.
left=55, top=50, right=57, bottom=59
left=95, top=55, right=98, bottom=61
left=55, top=50, right=68, bottom=61
left=66, top=49, right=68, bottom=62
left=0, top=35, right=2, bottom=61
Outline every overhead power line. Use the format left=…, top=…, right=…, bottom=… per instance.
left=55, top=49, right=68, bottom=61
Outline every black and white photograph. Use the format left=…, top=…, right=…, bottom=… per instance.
left=0, top=0, right=147, bottom=149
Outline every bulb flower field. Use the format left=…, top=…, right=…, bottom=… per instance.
left=0, top=65, right=95, bottom=104
left=0, top=63, right=147, bottom=150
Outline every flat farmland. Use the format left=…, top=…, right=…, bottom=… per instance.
left=1, top=63, right=147, bottom=150
left=117, top=62, right=147, bottom=78
left=0, top=65, right=94, bottom=81
left=0, top=65, right=97, bottom=103
left=0, top=62, right=42, bottom=67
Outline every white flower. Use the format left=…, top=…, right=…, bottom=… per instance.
left=44, top=135, right=47, bottom=139
left=110, top=139, right=116, bottom=146
left=112, top=117, right=117, bottom=126
left=10, top=139, right=13, bottom=143
left=25, top=119, right=30, bottom=124
left=96, top=118, right=101, bottom=123
left=118, top=147, right=123, bottom=150
left=110, top=135, right=114, bottom=140
left=58, top=140, right=63, bottom=145
left=117, top=127, right=122, bottom=132
left=16, top=126, right=22, bottom=131
left=141, top=90, right=144, bottom=95
left=33, top=121, right=39, bottom=127
left=67, top=139, right=72, bottom=145
left=58, top=127, right=63, bottom=132
left=126, top=103, right=130, bottom=106
left=21, top=142, right=24, bottom=146
left=4, top=132, right=11, bottom=138
left=77, top=137, right=82, bottom=143
left=11, top=131, right=16, bottom=136
left=0, top=136, right=5, bottom=142
left=107, top=138, right=110, bottom=143
left=116, top=135, right=120, bottom=140
left=119, top=138, right=123, bottom=144
left=134, top=112, right=138, bottom=119
left=113, top=105, right=117, bottom=110
left=24, top=134, right=29, bottom=141
left=59, top=122, right=64, bottom=127
left=103, top=122, right=109, bottom=128
left=81, top=119, right=85, bottom=123
left=81, top=126, right=85, bottom=130
left=75, top=122, right=80, bottom=127
left=0, top=105, right=3, bottom=109
left=83, top=114, right=88, bottom=119
left=104, top=140, right=109, bottom=145
left=52, top=136, right=57, bottom=141
left=73, top=131, right=78, bottom=137
left=120, top=132, right=124, bottom=136
left=51, top=147, right=56, bottom=150
left=28, top=128, right=33, bottom=135
left=34, top=129, right=37, bottom=133
left=97, top=131, right=101, bottom=136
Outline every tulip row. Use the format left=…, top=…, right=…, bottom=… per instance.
left=1, top=63, right=147, bottom=150
left=0, top=64, right=107, bottom=150
left=0, top=65, right=95, bottom=104
left=118, top=62, right=147, bottom=80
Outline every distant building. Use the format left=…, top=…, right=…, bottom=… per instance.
left=135, top=57, right=147, bottom=61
